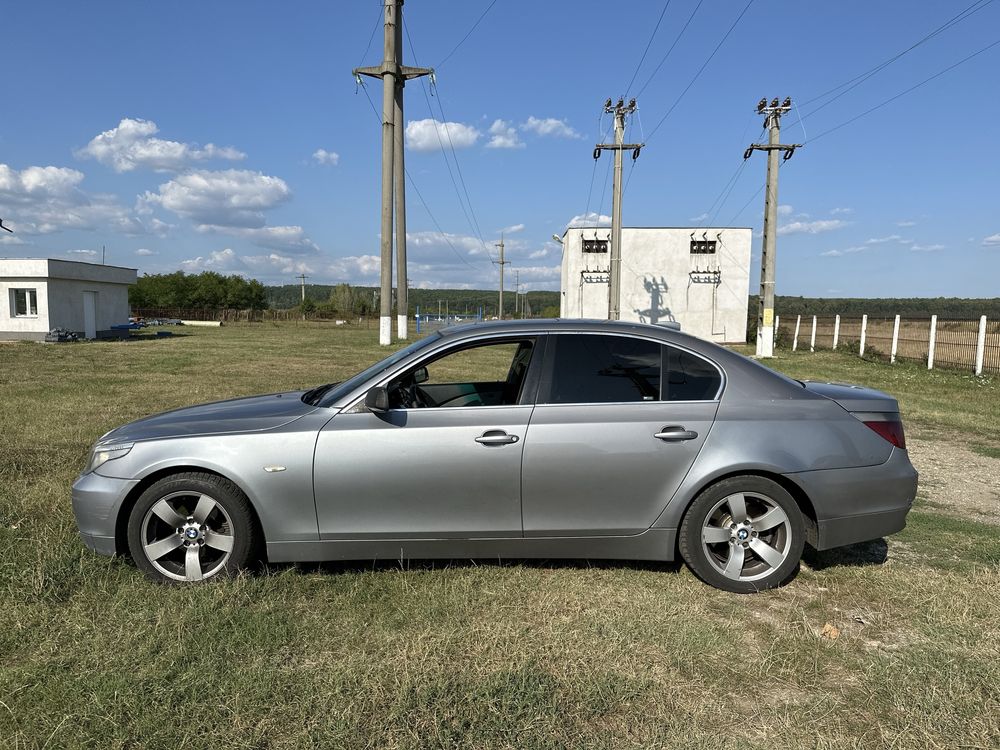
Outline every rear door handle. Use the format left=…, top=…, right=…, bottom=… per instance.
left=654, top=426, right=698, bottom=441
left=475, top=430, right=519, bottom=446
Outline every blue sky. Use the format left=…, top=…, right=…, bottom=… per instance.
left=1, top=0, right=998, bottom=297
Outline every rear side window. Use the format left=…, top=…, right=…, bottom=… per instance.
left=546, top=334, right=661, bottom=404
left=663, top=346, right=722, bottom=401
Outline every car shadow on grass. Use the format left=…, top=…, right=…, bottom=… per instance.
left=269, top=557, right=685, bottom=578
left=803, top=538, right=889, bottom=570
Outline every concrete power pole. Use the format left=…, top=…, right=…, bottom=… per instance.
left=745, top=97, right=801, bottom=357
left=594, top=98, right=643, bottom=320
left=355, top=0, right=431, bottom=345
left=513, top=269, right=520, bottom=317
left=297, top=273, right=309, bottom=303
left=495, top=234, right=509, bottom=319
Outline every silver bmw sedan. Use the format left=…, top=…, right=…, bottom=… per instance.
left=72, top=319, right=917, bottom=592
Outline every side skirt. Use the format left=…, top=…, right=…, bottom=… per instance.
left=266, top=528, right=677, bottom=564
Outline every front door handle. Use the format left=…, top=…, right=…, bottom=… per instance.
left=475, top=430, right=519, bottom=446
left=654, top=426, right=699, bottom=441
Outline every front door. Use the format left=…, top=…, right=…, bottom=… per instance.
left=313, top=337, right=539, bottom=539
left=82, top=291, right=97, bottom=339
left=521, top=333, right=721, bottom=536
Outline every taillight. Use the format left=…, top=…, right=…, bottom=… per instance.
left=863, top=419, right=906, bottom=449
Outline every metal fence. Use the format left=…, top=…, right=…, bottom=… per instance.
left=775, top=313, right=1000, bottom=375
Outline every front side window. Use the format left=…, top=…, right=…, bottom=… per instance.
left=389, top=338, right=536, bottom=409
left=12, top=288, right=38, bottom=317
left=546, top=334, right=661, bottom=404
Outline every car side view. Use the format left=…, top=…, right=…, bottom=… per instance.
left=72, top=319, right=918, bottom=593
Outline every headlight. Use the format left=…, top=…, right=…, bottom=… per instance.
left=85, top=442, right=134, bottom=474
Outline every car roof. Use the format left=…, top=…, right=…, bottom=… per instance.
left=442, top=317, right=681, bottom=339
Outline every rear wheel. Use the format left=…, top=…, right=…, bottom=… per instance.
left=127, top=472, right=257, bottom=583
left=679, top=476, right=804, bottom=593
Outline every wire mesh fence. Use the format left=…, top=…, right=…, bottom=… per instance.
left=776, top=313, right=999, bottom=375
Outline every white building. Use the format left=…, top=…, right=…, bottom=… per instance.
left=559, top=227, right=752, bottom=344
left=1, top=258, right=137, bottom=341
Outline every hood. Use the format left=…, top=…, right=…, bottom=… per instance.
left=101, top=391, right=320, bottom=443
left=801, top=381, right=899, bottom=413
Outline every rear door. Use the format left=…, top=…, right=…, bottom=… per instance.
left=520, top=333, right=722, bottom=536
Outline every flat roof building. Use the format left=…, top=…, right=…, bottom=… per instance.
left=559, top=227, right=752, bottom=344
left=1, top=258, right=137, bottom=341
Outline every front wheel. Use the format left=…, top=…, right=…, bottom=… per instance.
left=127, top=472, right=257, bottom=583
left=679, top=476, right=804, bottom=593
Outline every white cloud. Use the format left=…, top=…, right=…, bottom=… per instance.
left=910, top=243, right=945, bottom=252
left=897, top=220, right=916, bottom=227
left=865, top=234, right=908, bottom=245
left=77, top=118, right=245, bottom=173
left=500, top=223, right=525, bottom=234
left=689, top=213, right=709, bottom=222
left=820, top=245, right=865, bottom=257
left=180, top=248, right=244, bottom=273
left=243, top=253, right=314, bottom=276
left=200, top=225, right=320, bottom=255
left=529, top=248, right=549, bottom=259
left=778, top=219, right=847, bottom=236
left=777, top=205, right=794, bottom=216
left=405, top=119, right=480, bottom=152
left=140, top=169, right=292, bottom=228
left=66, top=249, right=98, bottom=260
left=522, top=117, right=582, bottom=139
left=0, top=163, right=141, bottom=235
left=982, top=233, right=1000, bottom=247
left=566, top=212, right=611, bottom=228
left=830, top=207, right=853, bottom=215
left=312, top=149, right=340, bottom=166
left=134, top=248, right=157, bottom=256
left=486, top=120, right=524, bottom=149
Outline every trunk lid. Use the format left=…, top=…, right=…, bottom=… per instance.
left=801, top=381, right=900, bottom=414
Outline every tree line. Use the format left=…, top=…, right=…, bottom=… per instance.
left=129, top=272, right=269, bottom=310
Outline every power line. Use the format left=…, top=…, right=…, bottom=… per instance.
left=634, top=0, right=706, bottom=99
left=808, top=36, right=1000, bottom=144
left=405, top=21, right=495, bottom=263
left=356, top=4, right=384, bottom=70
left=624, top=0, right=673, bottom=98
left=644, top=0, right=755, bottom=143
left=357, top=80, right=480, bottom=269
left=435, top=0, right=499, bottom=69
left=799, top=0, right=994, bottom=116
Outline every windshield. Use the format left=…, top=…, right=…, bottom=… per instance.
left=305, top=331, right=443, bottom=407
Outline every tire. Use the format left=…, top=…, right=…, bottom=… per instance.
left=679, top=476, right=804, bottom=593
left=127, top=472, right=257, bottom=583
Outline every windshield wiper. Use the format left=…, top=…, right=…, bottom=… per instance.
left=301, top=381, right=341, bottom=406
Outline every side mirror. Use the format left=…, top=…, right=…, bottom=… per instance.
left=365, top=386, right=390, bottom=413
left=412, top=366, right=429, bottom=384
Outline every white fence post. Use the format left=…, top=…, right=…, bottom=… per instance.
left=890, top=314, right=901, bottom=364
left=774, top=314, right=780, bottom=347
left=975, top=315, right=987, bottom=375
left=833, top=314, right=841, bottom=350
left=927, top=315, right=937, bottom=370
left=859, top=314, right=868, bottom=356
left=810, top=315, right=817, bottom=352
left=792, top=315, right=801, bottom=351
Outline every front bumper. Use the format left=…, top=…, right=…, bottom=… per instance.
left=71, top=471, right=140, bottom=557
left=784, top=447, right=918, bottom=550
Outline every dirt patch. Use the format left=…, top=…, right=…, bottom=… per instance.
left=907, top=434, right=1000, bottom=523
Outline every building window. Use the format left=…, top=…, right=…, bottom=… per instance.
left=690, top=240, right=716, bottom=254
left=12, top=288, right=38, bottom=317
left=582, top=239, right=609, bottom=254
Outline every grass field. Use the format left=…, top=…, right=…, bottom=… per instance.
left=1, top=324, right=998, bottom=749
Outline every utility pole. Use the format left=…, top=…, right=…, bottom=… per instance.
left=594, top=98, right=643, bottom=320
left=297, top=273, right=309, bottom=303
left=745, top=97, right=801, bottom=357
left=354, top=0, right=432, bottom=345
left=513, top=270, right=520, bottom=317
left=494, top=234, right=509, bottom=319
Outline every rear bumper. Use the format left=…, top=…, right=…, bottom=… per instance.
left=783, top=447, right=918, bottom=551
left=71, top=471, right=140, bottom=557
